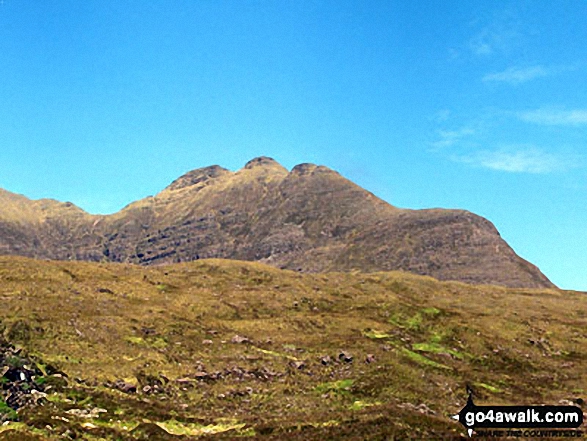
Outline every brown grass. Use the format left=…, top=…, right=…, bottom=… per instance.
left=0, top=256, right=584, bottom=440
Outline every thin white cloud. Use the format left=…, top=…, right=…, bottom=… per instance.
left=469, top=36, right=493, bottom=55
left=466, top=6, right=542, bottom=60
left=518, top=108, right=587, bottom=126
left=470, top=32, right=493, bottom=55
left=430, top=109, right=451, bottom=123
left=483, top=66, right=549, bottom=84
left=431, top=127, right=475, bottom=149
left=468, top=14, right=523, bottom=57
left=457, top=147, right=577, bottom=174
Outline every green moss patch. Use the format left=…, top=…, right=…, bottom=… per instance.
left=401, top=348, right=452, bottom=370
left=412, top=342, right=465, bottom=360
left=315, top=379, right=354, bottom=395
left=362, top=329, right=393, bottom=340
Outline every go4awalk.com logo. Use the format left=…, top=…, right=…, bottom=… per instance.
left=453, top=393, right=584, bottom=438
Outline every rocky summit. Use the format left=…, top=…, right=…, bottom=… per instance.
left=0, top=157, right=554, bottom=288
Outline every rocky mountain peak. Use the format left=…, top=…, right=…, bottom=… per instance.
left=165, top=165, right=230, bottom=191
left=290, top=163, right=317, bottom=175
left=243, top=156, right=280, bottom=169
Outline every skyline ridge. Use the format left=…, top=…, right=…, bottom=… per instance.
left=0, top=156, right=555, bottom=290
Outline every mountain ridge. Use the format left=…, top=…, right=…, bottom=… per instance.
left=0, top=156, right=555, bottom=289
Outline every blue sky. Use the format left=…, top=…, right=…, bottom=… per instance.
left=0, top=1, right=585, bottom=291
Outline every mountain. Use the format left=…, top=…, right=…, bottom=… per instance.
left=0, top=157, right=554, bottom=288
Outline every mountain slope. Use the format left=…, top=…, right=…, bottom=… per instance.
left=0, top=157, right=554, bottom=288
left=0, top=257, right=583, bottom=440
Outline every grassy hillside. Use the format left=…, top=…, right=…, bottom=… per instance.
left=0, top=257, right=584, bottom=440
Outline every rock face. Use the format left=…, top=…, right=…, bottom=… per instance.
left=0, top=157, right=555, bottom=288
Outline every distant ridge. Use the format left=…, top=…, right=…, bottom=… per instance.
left=0, top=157, right=555, bottom=289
